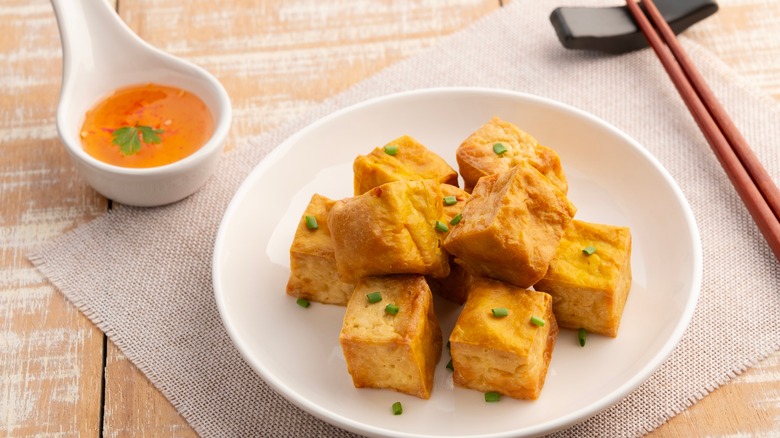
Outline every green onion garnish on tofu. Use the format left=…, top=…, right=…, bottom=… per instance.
left=296, top=298, right=310, bottom=308
left=578, top=328, right=587, bottom=347
left=435, top=221, right=449, bottom=232
left=582, top=245, right=596, bottom=255
left=384, top=145, right=398, bottom=155
left=491, top=307, right=509, bottom=318
left=443, top=195, right=458, bottom=206
left=304, top=215, right=318, bottom=230
left=530, top=316, right=545, bottom=327
left=450, top=213, right=462, bottom=226
left=385, top=304, right=399, bottom=315
left=492, top=143, right=507, bottom=155
left=366, top=292, right=382, bottom=304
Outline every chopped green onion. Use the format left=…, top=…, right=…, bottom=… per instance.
left=392, top=401, right=403, bottom=415
left=578, top=328, right=587, bottom=347
left=449, top=213, right=462, bottom=226
left=491, top=307, right=509, bottom=318
left=443, top=195, right=458, bottom=206
left=582, top=245, right=596, bottom=255
left=296, top=298, right=310, bottom=308
left=366, top=291, right=383, bottom=304
left=530, top=315, right=545, bottom=327
left=385, top=304, right=399, bottom=315
left=434, top=221, right=449, bottom=232
left=484, top=391, right=501, bottom=402
left=446, top=359, right=454, bottom=371
left=492, top=143, right=507, bottom=155
left=384, top=144, right=398, bottom=156
left=304, top=215, right=318, bottom=230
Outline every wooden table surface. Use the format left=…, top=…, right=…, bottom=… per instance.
left=2, top=0, right=779, bottom=436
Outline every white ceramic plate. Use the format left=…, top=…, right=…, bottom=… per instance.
left=213, top=88, right=702, bottom=437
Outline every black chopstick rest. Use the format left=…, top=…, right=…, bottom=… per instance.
left=550, top=0, right=719, bottom=54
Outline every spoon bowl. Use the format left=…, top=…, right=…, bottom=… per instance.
left=51, top=0, right=231, bottom=207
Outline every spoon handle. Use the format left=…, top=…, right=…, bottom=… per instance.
left=50, top=0, right=144, bottom=78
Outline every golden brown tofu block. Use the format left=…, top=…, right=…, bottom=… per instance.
left=340, top=275, right=443, bottom=399
left=449, top=278, right=558, bottom=400
left=533, top=219, right=632, bottom=337
left=353, top=135, right=459, bottom=195
left=286, top=194, right=354, bottom=305
left=427, top=184, right=473, bottom=304
left=328, top=179, right=450, bottom=284
left=456, top=116, right=567, bottom=193
left=443, top=162, right=577, bottom=288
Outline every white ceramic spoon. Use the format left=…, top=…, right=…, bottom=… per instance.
left=51, top=0, right=232, bottom=207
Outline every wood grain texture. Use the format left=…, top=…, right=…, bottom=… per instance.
left=119, top=0, right=503, bottom=149
left=0, top=0, right=108, bottom=436
left=2, top=0, right=780, bottom=437
left=686, top=0, right=780, bottom=100
left=102, top=342, right=198, bottom=438
left=655, top=356, right=780, bottom=435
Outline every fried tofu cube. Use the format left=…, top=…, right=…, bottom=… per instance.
left=456, top=116, right=567, bottom=193
left=533, top=219, right=632, bottom=337
left=449, top=278, right=558, bottom=400
left=443, top=162, right=576, bottom=288
left=340, top=275, right=443, bottom=399
left=353, top=135, right=459, bottom=195
left=427, top=184, right=473, bottom=304
left=329, top=179, right=450, bottom=284
left=286, top=194, right=354, bottom=305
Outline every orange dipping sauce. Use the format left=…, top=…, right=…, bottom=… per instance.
left=80, top=83, right=214, bottom=168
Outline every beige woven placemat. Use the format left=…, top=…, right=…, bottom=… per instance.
left=30, top=1, right=780, bottom=436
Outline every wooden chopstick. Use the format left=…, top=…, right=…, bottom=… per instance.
left=625, top=0, right=780, bottom=261
left=639, top=0, right=780, bottom=221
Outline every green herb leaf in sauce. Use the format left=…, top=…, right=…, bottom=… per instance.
left=112, top=125, right=163, bottom=155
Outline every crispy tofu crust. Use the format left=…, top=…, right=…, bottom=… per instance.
left=449, top=278, right=558, bottom=400
left=443, top=162, right=576, bottom=288
left=427, top=184, right=473, bottom=304
left=353, top=135, right=459, bottom=195
left=534, top=219, right=632, bottom=337
left=328, top=179, right=450, bottom=283
left=340, top=275, right=443, bottom=399
left=439, top=184, right=470, bottom=227
left=456, top=116, right=567, bottom=193
left=286, top=194, right=354, bottom=305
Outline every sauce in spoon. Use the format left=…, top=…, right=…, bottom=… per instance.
left=80, top=83, right=214, bottom=168
left=51, top=0, right=231, bottom=205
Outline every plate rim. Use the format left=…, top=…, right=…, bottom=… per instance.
left=212, top=86, right=703, bottom=437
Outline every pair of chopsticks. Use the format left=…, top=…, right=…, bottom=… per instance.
left=625, top=0, right=780, bottom=261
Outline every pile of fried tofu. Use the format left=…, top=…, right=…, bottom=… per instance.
left=286, top=117, right=632, bottom=401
